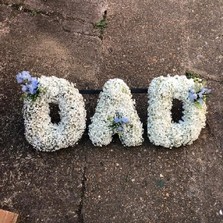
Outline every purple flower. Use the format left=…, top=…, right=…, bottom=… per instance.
left=121, top=117, right=129, bottom=124
left=16, top=71, right=31, bottom=84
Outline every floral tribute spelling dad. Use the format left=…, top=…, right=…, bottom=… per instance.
left=16, top=71, right=211, bottom=152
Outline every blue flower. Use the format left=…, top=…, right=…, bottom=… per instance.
left=121, top=117, right=129, bottom=124
left=16, top=71, right=31, bottom=84
left=27, top=77, right=39, bottom=95
left=117, top=126, right=123, bottom=132
left=189, top=86, right=211, bottom=108
left=114, top=117, right=121, bottom=123
left=202, top=87, right=211, bottom=94
left=21, top=85, right=29, bottom=93
left=27, top=84, right=37, bottom=95
left=189, top=91, right=197, bottom=101
left=201, top=87, right=206, bottom=93
left=198, top=87, right=211, bottom=98
left=31, top=77, right=39, bottom=87
left=198, top=91, right=204, bottom=99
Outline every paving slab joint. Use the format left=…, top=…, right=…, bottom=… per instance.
left=77, top=155, right=87, bottom=223
left=1, top=2, right=51, bottom=17
left=1, top=2, right=104, bottom=40
left=1, top=2, right=87, bottom=24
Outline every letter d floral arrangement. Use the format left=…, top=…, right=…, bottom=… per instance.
left=16, top=71, right=86, bottom=152
left=147, top=75, right=211, bottom=148
left=16, top=71, right=210, bottom=152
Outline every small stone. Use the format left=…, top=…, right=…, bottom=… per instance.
left=77, top=183, right=82, bottom=188
left=131, top=179, right=135, bottom=182
left=160, top=174, right=164, bottom=178
left=219, top=210, right=223, bottom=215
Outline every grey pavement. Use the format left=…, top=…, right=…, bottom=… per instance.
left=0, top=0, right=223, bottom=222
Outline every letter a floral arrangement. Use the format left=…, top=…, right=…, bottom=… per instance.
left=16, top=71, right=211, bottom=152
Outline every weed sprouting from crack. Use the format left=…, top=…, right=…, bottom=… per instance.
left=94, top=10, right=107, bottom=40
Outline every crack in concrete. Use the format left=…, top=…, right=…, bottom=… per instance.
left=77, top=155, right=87, bottom=223
left=61, top=25, right=101, bottom=40
left=1, top=2, right=85, bottom=22
left=1, top=2, right=103, bottom=40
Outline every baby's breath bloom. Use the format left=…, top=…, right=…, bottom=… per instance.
left=147, top=75, right=207, bottom=148
left=89, top=79, right=143, bottom=147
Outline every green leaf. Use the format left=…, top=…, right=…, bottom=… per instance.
left=185, top=71, right=200, bottom=80
left=94, top=19, right=107, bottom=30
left=194, top=101, right=203, bottom=109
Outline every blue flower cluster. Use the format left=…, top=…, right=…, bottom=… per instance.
left=16, top=71, right=39, bottom=95
left=189, top=87, right=211, bottom=105
left=113, top=113, right=129, bottom=133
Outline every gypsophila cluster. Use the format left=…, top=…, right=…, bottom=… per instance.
left=108, top=112, right=130, bottom=135
left=147, top=75, right=207, bottom=148
left=89, top=79, right=143, bottom=147
left=23, top=76, right=86, bottom=152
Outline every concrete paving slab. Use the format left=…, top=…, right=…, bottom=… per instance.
left=0, top=3, right=98, bottom=222
left=185, top=0, right=223, bottom=80
left=0, top=0, right=222, bottom=222
left=0, top=139, right=85, bottom=222
left=99, top=0, right=186, bottom=88
left=83, top=134, right=223, bottom=223
left=83, top=0, right=223, bottom=222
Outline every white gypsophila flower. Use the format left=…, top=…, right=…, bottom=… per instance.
left=89, top=78, right=144, bottom=147
left=23, top=76, right=86, bottom=152
left=147, top=75, right=207, bottom=148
